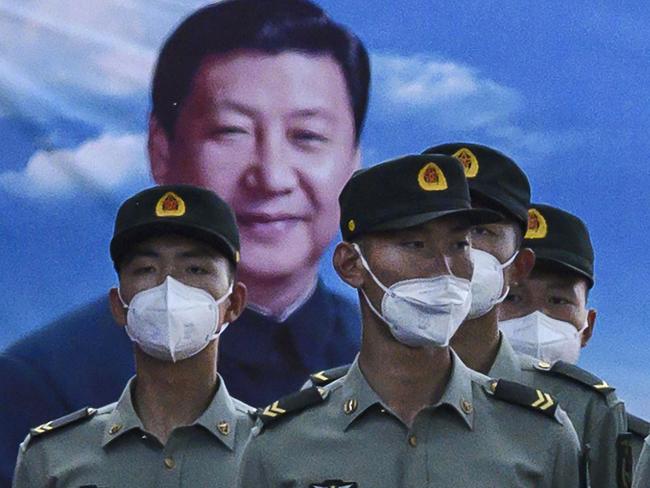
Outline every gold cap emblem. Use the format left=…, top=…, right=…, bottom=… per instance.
left=452, top=148, right=479, bottom=178
left=155, top=191, right=186, bottom=217
left=417, top=162, right=448, bottom=191
left=525, top=208, right=548, bottom=239
left=348, top=219, right=356, bottom=232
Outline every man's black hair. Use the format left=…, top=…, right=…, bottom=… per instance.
left=152, top=0, right=370, bottom=143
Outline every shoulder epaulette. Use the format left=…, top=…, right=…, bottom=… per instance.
left=628, top=413, right=650, bottom=439
left=309, top=364, right=350, bottom=387
left=542, top=360, right=615, bottom=395
left=489, top=379, right=559, bottom=419
left=30, top=407, right=96, bottom=438
left=258, top=387, right=327, bottom=428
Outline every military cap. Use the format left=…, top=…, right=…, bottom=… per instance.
left=422, top=143, right=530, bottom=231
left=339, top=154, right=501, bottom=240
left=110, top=184, right=240, bottom=267
left=524, top=203, right=594, bottom=287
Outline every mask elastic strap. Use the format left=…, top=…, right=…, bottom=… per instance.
left=494, top=285, right=510, bottom=306
left=351, top=243, right=393, bottom=296
left=577, top=318, right=589, bottom=336
left=117, top=287, right=128, bottom=309
left=359, top=287, right=399, bottom=332
left=501, top=250, right=519, bottom=269
left=209, top=283, right=234, bottom=340
left=492, top=251, right=518, bottom=306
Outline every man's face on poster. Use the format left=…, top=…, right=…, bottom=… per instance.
left=149, top=51, right=360, bottom=282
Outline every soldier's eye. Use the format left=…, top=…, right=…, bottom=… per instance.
left=187, top=266, right=209, bottom=275
left=401, top=241, right=425, bottom=248
left=133, top=265, right=155, bottom=275
left=455, top=240, right=470, bottom=250
left=549, top=296, right=571, bottom=306
left=505, top=293, right=521, bottom=304
left=471, top=226, right=490, bottom=236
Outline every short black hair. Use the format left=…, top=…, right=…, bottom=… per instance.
left=152, top=0, right=370, bottom=143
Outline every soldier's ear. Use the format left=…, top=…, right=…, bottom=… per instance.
left=333, top=241, right=365, bottom=289
left=508, top=247, right=535, bottom=284
left=109, top=288, right=127, bottom=327
left=223, top=282, right=247, bottom=325
left=148, top=114, right=171, bottom=185
left=581, top=309, right=597, bottom=347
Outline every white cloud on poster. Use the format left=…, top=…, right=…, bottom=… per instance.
left=0, top=0, right=206, bottom=118
left=0, top=133, right=149, bottom=197
left=371, top=53, right=576, bottom=155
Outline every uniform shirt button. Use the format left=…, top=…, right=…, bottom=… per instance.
left=408, top=435, right=417, bottom=447
left=164, top=457, right=175, bottom=470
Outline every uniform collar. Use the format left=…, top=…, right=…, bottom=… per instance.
left=102, top=377, right=143, bottom=447
left=488, top=332, right=524, bottom=383
left=340, top=350, right=476, bottom=431
left=102, top=375, right=238, bottom=450
left=191, top=376, right=238, bottom=451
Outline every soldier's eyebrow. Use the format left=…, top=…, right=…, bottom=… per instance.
left=451, top=222, right=473, bottom=233
left=543, top=278, right=576, bottom=293
left=178, top=250, right=214, bottom=259
left=128, top=250, right=159, bottom=259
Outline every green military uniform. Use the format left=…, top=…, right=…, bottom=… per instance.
left=14, top=376, right=254, bottom=487
left=626, top=415, right=650, bottom=482
left=490, top=334, right=627, bottom=487
left=239, top=352, right=581, bottom=487
left=238, top=154, right=582, bottom=487
left=14, top=185, right=250, bottom=487
left=423, top=143, right=629, bottom=488
left=306, top=336, right=624, bottom=487
left=632, top=436, right=650, bottom=488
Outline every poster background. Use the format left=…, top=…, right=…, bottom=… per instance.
left=1, top=0, right=648, bottom=417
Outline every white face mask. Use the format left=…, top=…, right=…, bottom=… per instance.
left=467, top=248, right=518, bottom=319
left=353, top=243, right=472, bottom=348
left=119, top=276, right=232, bottom=362
left=499, top=310, right=587, bottom=364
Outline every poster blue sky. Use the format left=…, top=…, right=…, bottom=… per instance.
left=0, top=0, right=648, bottom=416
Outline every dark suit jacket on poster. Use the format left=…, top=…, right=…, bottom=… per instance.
left=0, top=280, right=360, bottom=486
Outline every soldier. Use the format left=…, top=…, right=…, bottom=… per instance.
left=633, top=436, right=650, bottom=488
left=422, top=143, right=628, bottom=488
left=497, top=201, right=643, bottom=484
left=13, top=185, right=254, bottom=487
left=237, top=154, right=582, bottom=487
left=1, top=0, right=370, bottom=483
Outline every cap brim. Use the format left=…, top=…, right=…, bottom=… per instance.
left=111, top=221, right=238, bottom=267
left=532, top=249, right=594, bottom=289
left=469, top=187, right=528, bottom=230
left=371, top=207, right=503, bottom=233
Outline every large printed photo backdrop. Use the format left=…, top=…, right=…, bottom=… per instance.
left=0, top=0, right=648, bottom=418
